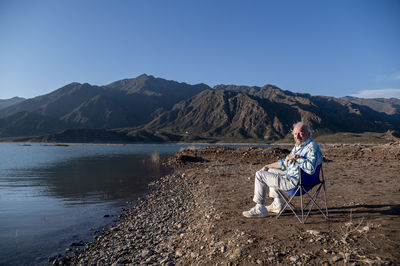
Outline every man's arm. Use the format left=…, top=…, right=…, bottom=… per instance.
left=260, top=161, right=280, bottom=171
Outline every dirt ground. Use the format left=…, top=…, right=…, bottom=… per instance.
left=166, top=142, right=400, bottom=265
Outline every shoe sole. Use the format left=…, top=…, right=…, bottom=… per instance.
left=267, top=208, right=284, bottom=214
left=242, top=212, right=268, bottom=218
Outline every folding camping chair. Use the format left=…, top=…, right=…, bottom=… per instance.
left=276, top=164, right=328, bottom=224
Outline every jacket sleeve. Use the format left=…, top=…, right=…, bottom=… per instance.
left=297, top=143, right=322, bottom=175
left=278, top=148, right=296, bottom=170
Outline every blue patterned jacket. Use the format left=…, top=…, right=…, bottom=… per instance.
left=278, top=138, right=323, bottom=185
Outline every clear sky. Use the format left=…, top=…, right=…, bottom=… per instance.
left=1, top=0, right=399, bottom=99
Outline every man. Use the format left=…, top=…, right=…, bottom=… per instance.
left=243, top=122, right=323, bottom=218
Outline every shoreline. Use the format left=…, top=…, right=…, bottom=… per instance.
left=0, top=140, right=393, bottom=147
left=54, top=172, right=195, bottom=265
left=54, top=143, right=400, bottom=265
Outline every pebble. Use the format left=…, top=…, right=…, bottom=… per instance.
left=229, top=248, right=242, bottom=260
left=306, top=229, right=321, bottom=236
left=51, top=174, right=195, bottom=265
left=330, top=255, right=342, bottom=263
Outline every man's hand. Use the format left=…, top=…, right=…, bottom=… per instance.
left=285, top=154, right=300, bottom=166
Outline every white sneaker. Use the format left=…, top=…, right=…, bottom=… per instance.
left=242, top=206, right=268, bottom=218
left=266, top=202, right=283, bottom=214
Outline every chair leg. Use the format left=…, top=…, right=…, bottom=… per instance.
left=322, top=181, right=329, bottom=217
left=276, top=189, right=305, bottom=224
left=300, top=186, right=304, bottom=223
left=277, top=186, right=329, bottom=224
left=303, top=187, right=319, bottom=209
left=321, top=167, right=329, bottom=217
left=304, top=187, right=323, bottom=223
left=303, top=185, right=328, bottom=222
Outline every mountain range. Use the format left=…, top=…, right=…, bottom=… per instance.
left=1, top=74, right=399, bottom=142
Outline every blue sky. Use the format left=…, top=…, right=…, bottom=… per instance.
left=1, top=0, right=399, bottom=99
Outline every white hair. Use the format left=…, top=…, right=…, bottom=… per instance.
left=293, top=122, right=312, bottom=137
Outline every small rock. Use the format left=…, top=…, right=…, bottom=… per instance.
left=159, top=257, right=170, bottom=264
left=306, top=229, right=321, bottom=236
left=290, top=255, right=299, bottom=262
left=220, top=245, right=227, bottom=253
left=141, top=248, right=152, bottom=257
left=165, top=261, right=174, bottom=266
left=358, top=225, right=370, bottom=233
left=330, top=255, right=342, bottom=263
left=70, top=240, right=84, bottom=246
left=190, top=252, right=199, bottom=258
left=229, top=248, right=241, bottom=259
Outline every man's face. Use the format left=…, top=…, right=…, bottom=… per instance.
left=293, top=125, right=310, bottom=145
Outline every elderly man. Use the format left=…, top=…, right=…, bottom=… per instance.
left=243, top=122, right=323, bottom=218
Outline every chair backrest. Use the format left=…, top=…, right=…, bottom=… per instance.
left=300, top=164, right=322, bottom=187
left=284, top=164, right=322, bottom=196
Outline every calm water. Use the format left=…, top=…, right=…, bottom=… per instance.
left=0, top=143, right=188, bottom=265
left=0, top=142, right=273, bottom=265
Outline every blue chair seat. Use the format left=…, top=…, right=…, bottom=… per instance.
left=284, top=164, right=322, bottom=196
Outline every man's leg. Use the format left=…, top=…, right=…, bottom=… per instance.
left=252, top=169, right=283, bottom=205
left=244, top=169, right=296, bottom=217
left=243, top=169, right=284, bottom=218
left=265, top=168, right=296, bottom=213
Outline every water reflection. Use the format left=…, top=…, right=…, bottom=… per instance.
left=0, top=146, right=173, bottom=265
left=25, top=153, right=172, bottom=204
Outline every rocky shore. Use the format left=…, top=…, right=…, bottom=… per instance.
left=55, top=143, right=400, bottom=265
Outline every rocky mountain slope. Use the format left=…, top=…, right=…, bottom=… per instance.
left=127, top=90, right=299, bottom=141
left=342, top=96, right=400, bottom=115
left=1, top=75, right=399, bottom=142
left=122, top=86, right=399, bottom=142
left=214, top=84, right=398, bottom=132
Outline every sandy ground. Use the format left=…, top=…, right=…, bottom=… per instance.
left=66, top=142, right=400, bottom=265
left=166, top=143, right=400, bottom=265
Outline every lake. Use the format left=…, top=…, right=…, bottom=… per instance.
left=0, top=142, right=272, bottom=265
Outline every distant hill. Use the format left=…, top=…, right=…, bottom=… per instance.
left=341, top=96, right=400, bottom=115
left=0, top=97, right=25, bottom=110
left=0, top=74, right=209, bottom=137
left=0, top=75, right=399, bottom=142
